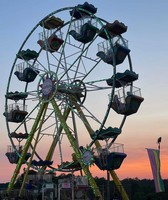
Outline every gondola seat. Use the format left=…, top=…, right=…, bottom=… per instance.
left=5, top=109, right=28, bottom=123
left=14, top=67, right=39, bottom=82
left=40, top=16, right=64, bottom=29
left=17, top=49, right=39, bottom=61
left=58, top=160, right=82, bottom=171
left=32, top=160, right=53, bottom=166
left=69, top=22, right=98, bottom=43
left=99, top=20, right=127, bottom=39
left=91, top=127, right=121, bottom=140
left=111, top=94, right=144, bottom=116
left=70, top=2, right=97, bottom=19
left=94, top=152, right=127, bottom=170
left=37, top=34, right=64, bottom=52
left=106, top=70, right=138, bottom=88
left=97, top=43, right=130, bottom=65
left=6, top=152, right=31, bottom=164
left=10, top=132, right=28, bottom=139
left=6, top=91, right=28, bottom=101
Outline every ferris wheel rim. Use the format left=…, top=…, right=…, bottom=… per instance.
left=5, top=4, right=133, bottom=174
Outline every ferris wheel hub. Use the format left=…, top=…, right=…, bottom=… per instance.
left=42, top=78, right=53, bottom=96
left=37, top=71, right=57, bottom=102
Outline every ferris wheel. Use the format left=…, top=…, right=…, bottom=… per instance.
left=4, top=2, right=144, bottom=199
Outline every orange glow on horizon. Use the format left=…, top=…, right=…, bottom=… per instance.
left=1, top=153, right=167, bottom=183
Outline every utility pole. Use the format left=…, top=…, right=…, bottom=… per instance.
left=107, top=170, right=110, bottom=200
left=157, top=137, right=162, bottom=150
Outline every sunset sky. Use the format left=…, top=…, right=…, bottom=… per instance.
left=1, top=0, right=168, bottom=183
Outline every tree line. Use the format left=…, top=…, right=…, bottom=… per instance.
left=1, top=176, right=168, bottom=200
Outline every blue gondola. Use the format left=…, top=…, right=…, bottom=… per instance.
left=91, top=127, right=121, bottom=140
left=111, top=94, right=144, bottom=116
left=6, top=91, right=28, bottom=101
left=94, top=151, right=127, bottom=170
left=17, top=49, right=39, bottom=61
left=4, top=109, right=28, bottom=123
left=14, top=67, right=39, bottom=83
left=106, top=70, right=138, bottom=88
left=10, top=132, right=28, bottom=139
left=69, top=22, right=98, bottom=44
left=97, top=43, right=130, bottom=66
left=6, top=152, right=31, bottom=164
left=70, top=2, right=97, bottom=19
left=58, top=161, right=82, bottom=171
left=32, top=160, right=53, bottom=166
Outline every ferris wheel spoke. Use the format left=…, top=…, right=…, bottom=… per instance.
left=56, top=18, right=74, bottom=76
left=71, top=34, right=99, bottom=81
left=73, top=44, right=86, bottom=80
left=13, top=102, right=41, bottom=133
left=59, top=36, right=97, bottom=81
left=19, top=102, right=48, bottom=197
left=7, top=102, right=48, bottom=192
left=81, top=58, right=101, bottom=82
left=60, top=48, right=72, bottom=83
left=41, top=23, right=52, bottom=72
left=51, top=98, right=79, bottom=151
left=51, top=98, right=102, bottom=197
left=74, top=102, right=101, bottom=148
left=74, top=101, right=129, bottom=198
left=36, top=59, right=49, bottom=73
left=41, top=106, right=71, bottom=172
